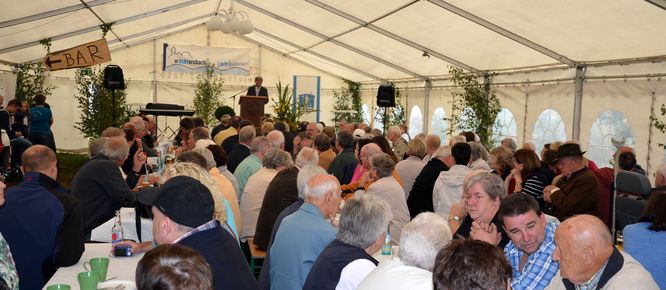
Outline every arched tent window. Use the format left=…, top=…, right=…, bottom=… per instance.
left=408, top=105, right=423, bottom=137
left=492, top=108, right=518, bottom=147
left=431, top=107, right=448, bottom=144
left=373, top=107, right=385, bottom=130
left=588, top=110, right=636, bottom=168
left=532, top=109, right=567, bottom=153
left=362, top=104, right=371, bottom=124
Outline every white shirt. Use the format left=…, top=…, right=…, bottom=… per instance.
left=357, top=260, right=433, bottom=290
left=336, top=259, right=376, bottom=290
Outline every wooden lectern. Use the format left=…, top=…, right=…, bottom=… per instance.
left=239, top=96, right=268, bottom=127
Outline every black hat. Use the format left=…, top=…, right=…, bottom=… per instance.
left=138, top=176, right=214, bottom=228
left=553, top=143, right=586, bottom=162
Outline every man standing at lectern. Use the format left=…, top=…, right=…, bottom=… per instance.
left=247, top=76, right=268, bottom=99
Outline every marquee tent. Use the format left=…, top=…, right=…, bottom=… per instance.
left=1, top=0, right=665, bottom=181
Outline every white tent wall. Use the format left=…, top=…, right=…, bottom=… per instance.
left=14, top=25, right=344, bottom=151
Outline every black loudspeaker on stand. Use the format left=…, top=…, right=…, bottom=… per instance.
left=376, top=85, right=396, bottom=107
left=104, top=65, right=125, bottom=126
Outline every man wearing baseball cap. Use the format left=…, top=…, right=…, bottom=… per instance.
left=121, top=176, right=258, bottom=290
left=543, top=143, right=599, bottom=221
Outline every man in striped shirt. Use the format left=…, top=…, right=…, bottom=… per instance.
left=500, top=193, right=559, bottom=290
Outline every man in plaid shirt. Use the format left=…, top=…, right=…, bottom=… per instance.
left=500, top=193, right=559, bottom=290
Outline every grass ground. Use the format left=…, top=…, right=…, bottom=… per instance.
left=56, top=152, right=88, bottom=188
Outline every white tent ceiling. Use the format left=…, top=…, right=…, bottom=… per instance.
left=2, top=0, right=666, bottom=81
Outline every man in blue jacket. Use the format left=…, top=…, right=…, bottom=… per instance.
left=0, top=145, right=84, bottom=289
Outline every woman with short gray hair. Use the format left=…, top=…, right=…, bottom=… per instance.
left=395, top=139, right=427, bottom=200
left=239, top=148, right=292, bottom=241
left=365, top=153, right=410, bottom=245
left=357, top=212, right=453, bottom=290
left=449, top=172, right=510, bottom=247
left=304, top=195, right=392, bottom=290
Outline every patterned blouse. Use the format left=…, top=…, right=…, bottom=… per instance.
left=0, top=232, right=18, bottom=290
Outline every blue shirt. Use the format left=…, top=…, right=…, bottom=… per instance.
left=234, top=154, right=262, bottom=198
left=504, top=220, right=559, bottom=290
left=623, top=222, right=666, bottom=290
left=269, top=202, right=337, bottom=290
left=29, top=106, right=52, bottom=134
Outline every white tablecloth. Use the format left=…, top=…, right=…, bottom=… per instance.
left=44, top=243, right=144, bottom=289
left=90, top=208, right=153, bottom=243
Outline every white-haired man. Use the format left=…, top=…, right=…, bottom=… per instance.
left=357, top=212, right=452, bottom=290
left=304, top=195, right=392, bottom=290
left=266, top=130, right=285, bottom=150
left=387, top=125, right=408, bottom=160
left=270, top=174, right=341, bottom=290
left=72, top=135, right=141, bottom=240
left=257, top=165, right=327, bottom=290
left=254, top=147, right=319, bottom=250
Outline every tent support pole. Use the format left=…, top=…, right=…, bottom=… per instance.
left=424, top=79, right=432, bottom=134
left=522, top=91, right=529, bottom=146
left=572, top=65, right=586, bottom=141
left=152, top=39, right=157, bottom=103
left=648, top=90, right=657, bottom=175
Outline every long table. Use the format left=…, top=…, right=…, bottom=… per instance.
left=44, top=243, right=144, bottom=289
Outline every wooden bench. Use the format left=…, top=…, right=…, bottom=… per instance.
left=247, top=239, right=266, bottom=275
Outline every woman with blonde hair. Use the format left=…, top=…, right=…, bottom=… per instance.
left=165, top=162, right=238, bottom=240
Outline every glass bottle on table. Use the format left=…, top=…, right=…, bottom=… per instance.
left=381, top=226, right=392, bottom=255
left=111, top=210, right=124, bottom=244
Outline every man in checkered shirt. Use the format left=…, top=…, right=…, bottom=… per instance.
left=500, top=193, right=559, bottom=290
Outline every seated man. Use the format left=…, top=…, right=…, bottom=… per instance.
left=328, top=131, right=358, bottom=185
left=500, top=194, right=559, bottom=290
left=135, top=244, right=213, bottom=290
left=304, top=195, right=392, bottom=290
left=257, top=165, right=327, bottom=290
left=0, top=145, right=85, bottom=289
left=547, top=214, right=658, bottom=289
left=357, top=212, right=452, bottom=290
left=234, top=136, right=271, bottom=197
left=270, top=174, right=341, bottom=290
left=122, top=176, right=258, bottom=290
left=432, top=239, right=512, bottom=290
left=544, top=144, right=599, bottom=221
left=72, top=134, right=141, bottom=239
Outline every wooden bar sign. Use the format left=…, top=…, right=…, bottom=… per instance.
left=42, top=38, right=111, bottom=71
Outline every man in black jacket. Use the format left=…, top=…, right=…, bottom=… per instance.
left=71, top=135, right=141, bottom=239
left=247, top=76, right=269, bottom=98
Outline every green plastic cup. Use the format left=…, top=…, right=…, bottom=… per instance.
left=77, top=271, right=99, bottom=290
left=46, top=284, right=71, bottom=290
left=83, top=257, right=109, bottom=281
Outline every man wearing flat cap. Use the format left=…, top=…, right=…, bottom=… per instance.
left=543, top=143, right=599, bottom=221
left=118, top=176, right=258, bottom=290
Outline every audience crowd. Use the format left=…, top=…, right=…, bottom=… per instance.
left=0, top=95, right=662, bottom=290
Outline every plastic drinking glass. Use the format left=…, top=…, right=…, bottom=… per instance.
left=77, top=271, right=99, bottom=290
left=83, top=257, right=109, bottom=281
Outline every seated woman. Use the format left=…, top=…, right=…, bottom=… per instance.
left=505, top=149, right=549, bottom=210
left=449, top=172, right=510, bottom=247
left=623, top=190, right=666, bottom=290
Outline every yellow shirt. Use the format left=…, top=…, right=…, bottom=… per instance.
left=213, top=127, right=238, bottom=146
left=210, top=168, right=242, bottom=233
